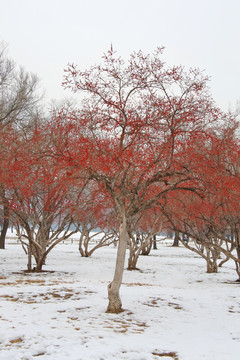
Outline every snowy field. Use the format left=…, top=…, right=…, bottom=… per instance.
left=0, top=237, right=240, bottom=360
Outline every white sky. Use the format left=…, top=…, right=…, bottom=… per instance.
left=1, top=0, right=240, bottom=111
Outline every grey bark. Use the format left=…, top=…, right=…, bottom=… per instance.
left=106, top=216, right=128, bottom=313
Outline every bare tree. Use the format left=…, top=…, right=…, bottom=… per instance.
left=0, top=42, right=41, bottom=129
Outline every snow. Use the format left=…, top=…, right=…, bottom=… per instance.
left=0, top=236, right=240, bottom=360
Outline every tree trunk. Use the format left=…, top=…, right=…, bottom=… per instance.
left=127, top=248, right=139, bottom=270
left=234, top=261, right=240, bottom=282
left=0, top=191, right=9, bottom=249
left=27, top=241, right=32, bottom=271
left=32, top=246, right=46, bottom=272
left=234, top=234, right=240, bottom=281
left=206, top=259, right=218, bottom=273
left=172, top=231, right=180, bottom=247
left=206, top=248, right=218, bottom=273
left=0, top=211, right=9, bottom=249
left=78, top=226, right=90, bottom=257
left=106, top=216, right=128, bottom=313
left=141, top=238, right=153, bottom=255
left=153, top=235, right=157, bottom=250
left=79, top=238, right=88, bottom=257
left=35, top=256, right=45, bottom=272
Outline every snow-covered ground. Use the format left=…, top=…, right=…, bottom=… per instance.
left=0, top=236, right=240, bottom=360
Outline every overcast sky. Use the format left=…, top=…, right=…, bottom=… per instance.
left=1, top=0, right=240, bottom=111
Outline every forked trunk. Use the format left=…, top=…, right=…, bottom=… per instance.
left=106, top=216, right=128, bottom=313
left=33, top=247, right=46, bottom=272
left=35, top=256, right=45, bottom=272
left=79, top=246, right=86, bottom=257
left=206, top=248, right=218, bottom=273
left=206, top=259, right=218, bottom=273
left=78, top=226, right=89, bottom=257
left=127, top=250, right=139, bottom=270
left=33, top=247, right=48, bottom=272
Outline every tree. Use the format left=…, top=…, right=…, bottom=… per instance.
left=0, top=43, right=41, bottom=129
left=0, top=43, right=42, bottom=249
left=162, top=121, right=240, bottom=276
left=60, top=47, right=226, bottom=312
left=127, top=207, right=164, bottom=270
left=75, top=183, right=118, bottom=257
left=0, top=121, right=88, bottom=271
left=0, top=124, right=18, bottom=249
left=79, top=223, right=117, bottom=257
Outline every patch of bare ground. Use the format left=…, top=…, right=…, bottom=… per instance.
left=10, top=337, right=23, bottom=344
left=1, top=295, right=20, bottom=302
left=152, top=351, right=179, bottom=359
left=102, top=318, right=148, bottom=334
left=0, top=288, right=80, bottom=303
left=75, top=306, right=90, bottom=311
left=33, top=352, right=46, bottom=357
left=168, top=302, right=183, bottom=310
left=123, top=282, right=154, bottom=287
left=143, top=297, right=165, bottom=307
left=8, top=337, right=24, bottom=345
left=0, top=278, right=75, bottom=287
left=84, top=290, right=97, bottom=294
left=229, top=305, right=240, bottom=314
left=0, top=279, right=46, bottom=287
left=143, top=297, right=183, bottom=310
